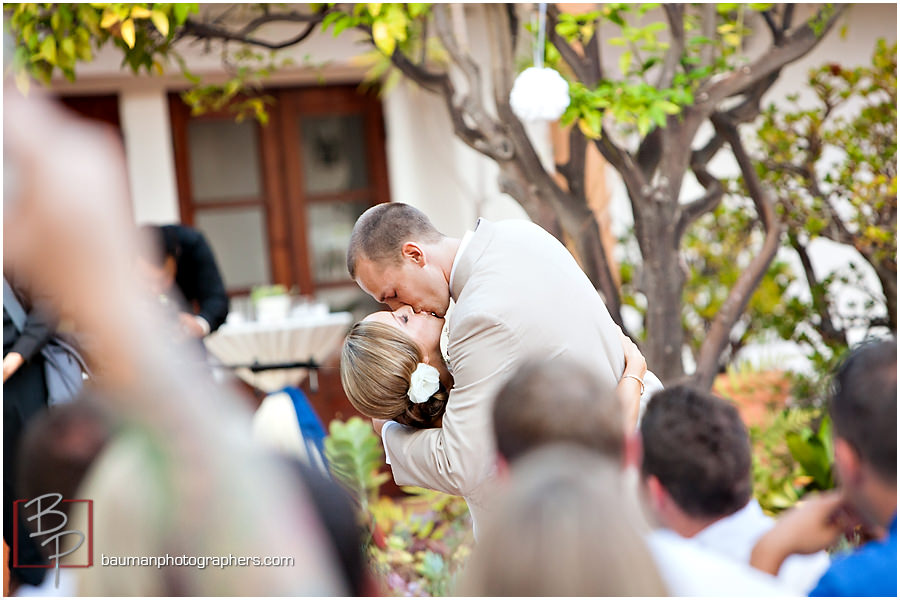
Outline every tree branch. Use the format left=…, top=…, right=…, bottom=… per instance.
left=699, top=3, right=717, bottom=71
left=761, top=9, right=783, bottom=45
left=657, top=4, right=685, bottom=89
left=181, top=17, right=323, bottom=50
left=557, top=125, right=588, bottom=203
left=676, top=165, right=724, bottom=240
left=432, top=4, right=508, bottom=154
left=692, top=115, right=785, bottom=390
left=787, top=232, right=848, bottom=347
left=547, top=5, right=595, bottom=84
left=698, top=5, right=845, bottom=110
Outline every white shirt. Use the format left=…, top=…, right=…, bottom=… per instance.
left=691, top=499, right=831, bottom=594
left=647, top=529, right=792, bottom=596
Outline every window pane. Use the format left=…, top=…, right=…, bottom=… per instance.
left=188, top=120, right=262, bottom=202
left=194, top=207, right=271, bottom=289
left=307, top=201, right=370, bottom=283
left=299, top=114, right=369, bottom=195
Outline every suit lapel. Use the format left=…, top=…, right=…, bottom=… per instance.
left=450, top=218, right=494, bottom=302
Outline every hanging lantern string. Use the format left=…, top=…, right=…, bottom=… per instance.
left=534, top=2, right=547, bottom=69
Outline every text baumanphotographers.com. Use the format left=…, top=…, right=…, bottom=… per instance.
left=100, top=553, right=295, bottom=569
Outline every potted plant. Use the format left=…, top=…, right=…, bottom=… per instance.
left=251, top=284, right=290, bottom=322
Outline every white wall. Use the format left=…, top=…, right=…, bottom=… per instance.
left=118, top=89, right=180, bottom=223
left=46, top=4, right=536, bottom=234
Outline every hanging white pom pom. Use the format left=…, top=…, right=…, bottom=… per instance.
left=509, top=66, right=571, bottom=122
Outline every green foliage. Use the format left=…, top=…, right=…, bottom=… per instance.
left=370, top=486, right=471, bottom=596
left=323, top=417, right=471, bottom=596
left=620, top=195, right=796, bottom=361
left=5, top=3, right=197, bottom=90
left=750, top=405, right=835, bottom=515
left=748, top=38, right=897, bottom=355
left=324, top=416, right=390, bottom=515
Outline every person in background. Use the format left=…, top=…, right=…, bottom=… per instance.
left=639, top=385, right=830, bottom=593
left=751, top=339, right=897, bottom=597
left=2, top=273, right=52, bottom=590
left=136, top=224, right=229, bottom=338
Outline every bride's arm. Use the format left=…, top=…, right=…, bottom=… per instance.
left=616, top=332, right=647, bottom=431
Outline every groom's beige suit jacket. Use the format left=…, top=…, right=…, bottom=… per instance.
left=382, top=218, right=624, bottom=527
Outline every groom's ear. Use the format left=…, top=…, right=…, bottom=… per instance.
left=401, top=242, right=425, bottom=266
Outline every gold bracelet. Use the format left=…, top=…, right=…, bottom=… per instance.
left=623, top=374, right=645, bottom=395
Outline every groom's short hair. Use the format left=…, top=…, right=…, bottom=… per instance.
left=492, top=358, right=625, bottom=464
left=347, top=203, right=443, bottom=278
left=640, top=386, right=752, bottom=519
left=830, top=338, right=897, bottom=483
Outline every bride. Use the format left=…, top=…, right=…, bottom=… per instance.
left=340, top=305, right=649, bottom=432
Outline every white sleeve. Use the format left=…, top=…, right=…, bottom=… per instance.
left=380, top=420, right=401, bottom=465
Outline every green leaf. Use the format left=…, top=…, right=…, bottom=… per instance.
left=39, top=36, right=57, bottom=65
left=333, top=15, right=357, bottom=37
left=372, top=20, right=396, bottom=56
left=150, top=10, right=169, bottom=37
left=619, top=49, right=632, bottom=76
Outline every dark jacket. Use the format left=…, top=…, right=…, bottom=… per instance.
left=163, top=225, right=230, bottom=333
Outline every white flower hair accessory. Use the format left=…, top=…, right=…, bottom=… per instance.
left=408, top=363, right=440, bottom=404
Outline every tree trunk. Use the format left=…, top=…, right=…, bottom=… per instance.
left=638, top=206, right=686, bottom=383
left=874, top=262, right=897, bottom=331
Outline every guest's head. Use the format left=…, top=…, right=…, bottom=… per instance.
left=347, top=203, right=451, bottom=317
left=341, top=315, right=449, bottom=428
left=829, top=338, right=897, bottom=525
left=136, top=224, right=179, bottom=294
left=457, top=444, right=668, bottom=596
left=492, top=358, right=626, bottom=466
left=639, top=385, right=752, bottom=536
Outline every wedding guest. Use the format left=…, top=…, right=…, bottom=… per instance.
left=4, top=84, right=344, bottom=596
left=751, top=339, right=897, bottom=596
left=137, top=223, right=229, bottom=338
left=639, top=385, right=830, bottom=593
left=456, top=444, right=667, bottom=596
left=2, top=273, right=52, bottom=588
left=14, top=399, right=115, bottom=596
left=489, top=358, right=789, bottom=596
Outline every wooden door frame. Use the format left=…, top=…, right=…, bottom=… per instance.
left=169, top=84, right=391, bottom=295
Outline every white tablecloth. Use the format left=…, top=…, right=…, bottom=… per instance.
left=204, top=312, right=353, bottom=392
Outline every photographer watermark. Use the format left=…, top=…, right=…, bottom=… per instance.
left=101, top=553, right=296, bottom=569
left=13, top=493, right=93, bottom=587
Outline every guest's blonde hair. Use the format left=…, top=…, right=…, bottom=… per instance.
left=457, top=444, right=668, bottom=597
left=340, top=321, right=447, bottom=428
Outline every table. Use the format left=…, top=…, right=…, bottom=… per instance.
left=204, top=312, right=353, bottom=393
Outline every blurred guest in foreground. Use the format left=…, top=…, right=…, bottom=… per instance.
left=4, top=84, right=344, bottom=595
left=457, top=444, right=667, bottom=596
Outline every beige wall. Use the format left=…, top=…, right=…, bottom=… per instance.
left=46, top=4, right=534, bottom=236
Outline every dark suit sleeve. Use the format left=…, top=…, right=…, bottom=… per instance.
left=180, top=228, right=230, bottom=333
left=6, top=306, right=53, bottom=362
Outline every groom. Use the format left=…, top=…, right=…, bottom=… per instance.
left=348, top=203, right=632, bottom=529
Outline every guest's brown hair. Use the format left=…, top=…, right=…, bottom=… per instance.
left=457, top=444, right=668, bottom=596
left=492, top=357, right=625, bottom=463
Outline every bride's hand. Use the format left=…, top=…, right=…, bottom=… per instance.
left=621, top=332, right=647, bottom=380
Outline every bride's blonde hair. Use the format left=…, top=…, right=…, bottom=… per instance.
left=340, top=321, right=447, bottom=428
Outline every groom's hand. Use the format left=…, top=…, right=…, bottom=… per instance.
left=372, top=418, right=388, bottom=437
